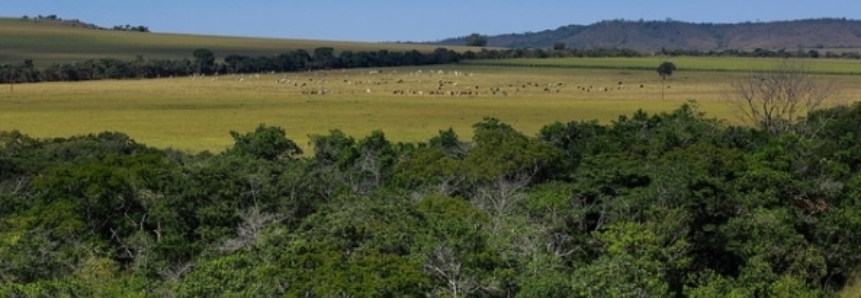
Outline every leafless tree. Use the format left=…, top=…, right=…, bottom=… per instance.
left=217, top=205, right=283, bottom=254
left=434, top=173, right=466, bottom=197
left=424, top=244, right=480, bottom=298
left=472, top=170, right=533, bottom=216
left=158, top=261, right=195, bottom=282
left=726, top=59, right=838, bottom=135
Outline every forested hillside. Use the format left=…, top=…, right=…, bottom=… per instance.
left=2, top=101, right=861, bottom=297
left=439, top=18, right=861, bottom=51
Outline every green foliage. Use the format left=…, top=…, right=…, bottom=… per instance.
left=172, top=252, right=265, bottom=297
left=467, top=117, right=562, bottom=181
left=808, top=102, right=861, bottom=173
left=307, top=130, right=399, bottom=196
left=538, top=119, right=610, bottom=173
left=429, top=128, right=468, bottom=159
left=192, top=48, right=215, bottom=74
left=657, top=61, right=677, bottom=79
left=722, top=208, right=828, bottom=287
left=226, top=124, right=302, bottom=161
left=310, top=129, right=356, bottom=167
left=515, top=253, right=571, bottom=298
left=570, top=219, right=690, bottom=298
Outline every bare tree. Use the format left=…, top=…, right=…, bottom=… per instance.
left=424, top=244, right=480, bottom=298
left=727, top=59, right=838, bottom=135
left=217, top=205, right=283, bottom=254
left=158, top=261, right=195, bottom=282
left=433, top=173, right=466, bottom=197
left=473, top=171, right=532, bottom=217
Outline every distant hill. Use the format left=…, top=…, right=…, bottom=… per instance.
left=436, top=18, right=861, bottom=52
left=0, top=17, right=472, bottom=67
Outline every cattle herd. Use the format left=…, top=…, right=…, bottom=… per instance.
left=186, top=68, right=663, bottom=98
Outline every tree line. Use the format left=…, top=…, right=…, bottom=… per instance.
left=2, top=98, right=861, bottom=296
left=0, top=47, right=461, bottom=84
left=110, top=24, right=150, bottom=33
left=6, top=43, right=860, bottom=85
left=658, top=47, right=861, bottom=59
left=21, top=15, right=149, bottom=32
left=471, top=46, right=861, bottom=60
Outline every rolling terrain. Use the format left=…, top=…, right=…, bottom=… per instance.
left=0, top=17, right=476, bottom=67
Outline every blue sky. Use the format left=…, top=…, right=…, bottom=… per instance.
left=3, top=0, right=859, bottom=42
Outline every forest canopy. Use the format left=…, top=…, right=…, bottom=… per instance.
left=2, top=101, right=861, bottom=297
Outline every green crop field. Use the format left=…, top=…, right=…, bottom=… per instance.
left=0, top=17, right=477, bottom=67
left=464, top=56, right=861, bottom=75
left=1, top=63, right=858, bottom=153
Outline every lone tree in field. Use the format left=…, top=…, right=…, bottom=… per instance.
left=464, top=33, right=488, bottom=47
left=657, top=61, right=676, bottom=100
left=726, top=59, right=836, bottom=135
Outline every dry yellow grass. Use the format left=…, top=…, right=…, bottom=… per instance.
left=0, top=65, right=856, bottom=152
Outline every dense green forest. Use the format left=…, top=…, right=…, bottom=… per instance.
left=2, top=101, right=861, bottom=297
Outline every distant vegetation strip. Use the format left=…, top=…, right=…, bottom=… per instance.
left=463, top=57, right=861, bottom=75
left=0, top=47, right=462, bottom=84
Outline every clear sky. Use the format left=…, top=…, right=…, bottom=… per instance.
left=3, top=0, right=859, bottom=42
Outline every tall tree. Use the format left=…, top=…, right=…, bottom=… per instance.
left=313, top=47, right=336, bottom=69
left=657, top=61, right=676, bottom=101
left=192, top=48, right=215, bottom=75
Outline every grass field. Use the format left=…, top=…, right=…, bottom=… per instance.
left=2, top=16, right=859, bottom=152
left=1, top=63, right=857, bottom=153
left=0, top=17, right=478, bottom=67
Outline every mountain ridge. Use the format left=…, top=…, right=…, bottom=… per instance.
left=435, top=18, right=861, bottom=52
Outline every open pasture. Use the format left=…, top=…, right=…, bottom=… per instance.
left=1, top=64, right=857, bottom=152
